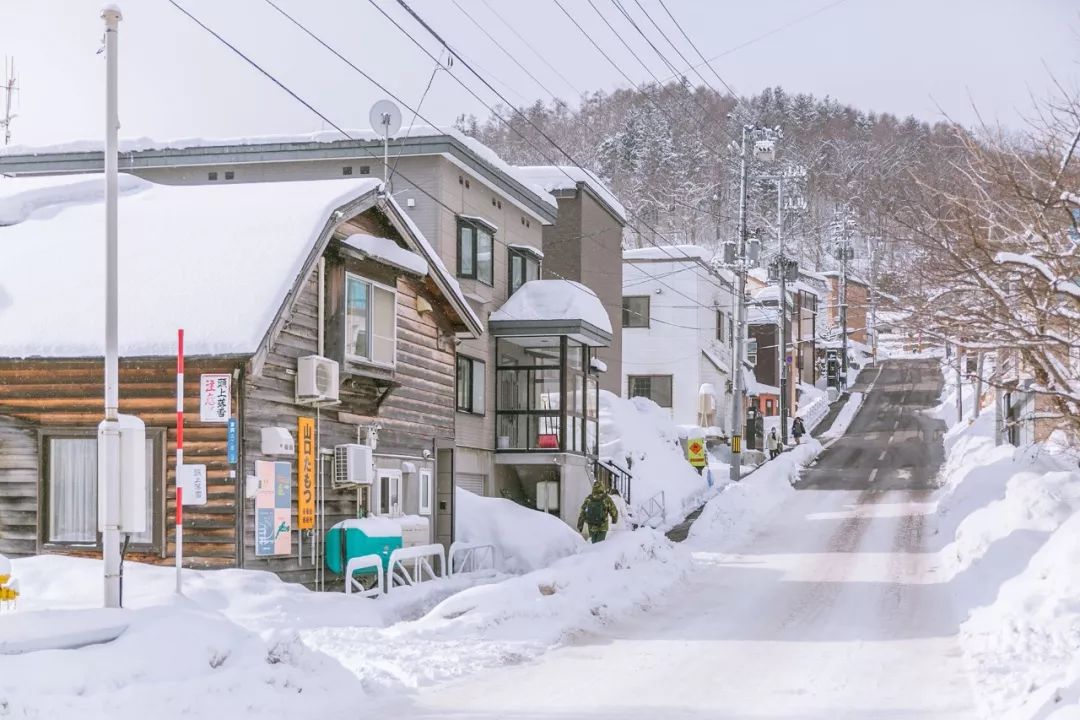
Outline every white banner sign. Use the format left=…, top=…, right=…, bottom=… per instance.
left=200, top=374, right=231, bottom=423
left=178, top=464, right=208, bottom=506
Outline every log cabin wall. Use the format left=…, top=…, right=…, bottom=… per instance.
left=0, top=358, right=244, bottom=566
left=241, top=212, right=460, bottom=588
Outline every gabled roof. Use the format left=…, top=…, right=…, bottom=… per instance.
left=489, top=279, right=612, bottom=347
left=0, top=174, right=479, bottom=359
left=514, top=165, right=627, bottom=224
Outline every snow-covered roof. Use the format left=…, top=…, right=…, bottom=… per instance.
left=743, top=367, right=780, bottom=396
left=514, top=165, right=627, bottom=223
left=507, top=242, right=544, bottom=259
left=791, top=280, right=821, bottom=298
left=748, top=268, right=769, bottom=283
left=0, top=174, right=477, bottom=358
left=747, top=304, right=780, bottom=325
left=342, top=234, right=428, bottom=276
left=702, top=347, right=729, bottom=374
left=590, top=356, right=608, bottom=373
left=820, top=270, right=870, bottom=286
left=490, top=279, right=612, bottom=334
left=1, top=126, right=560, bottom=212
left=623, top=244, right=715, bottom=263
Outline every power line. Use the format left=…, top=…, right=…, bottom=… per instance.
left=627, top=0, right=725, bottom=97
left=654, top=0, right=738, bottom=96
left=479, top=0, right=583, bottom=98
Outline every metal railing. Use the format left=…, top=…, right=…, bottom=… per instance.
left=595, top=457, right=633, bottom=505
left=343, top=554, right=385, bottom=599
left=633, top=490, right=667, bottom=528
left=448, top=542, right=497, bottom=576
left=387, top=544, right=446, bottom=593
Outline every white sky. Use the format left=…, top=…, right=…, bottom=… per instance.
left=1, top=0, right=1077, bottom=148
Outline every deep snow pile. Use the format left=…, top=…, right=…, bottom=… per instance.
left=455, top=487, right=585, bottom=573
left=927, top=362, right=1080, bottom=719
left=687, top=438, right=823, bottom=549
left=599, top=390, right=710, bottom=526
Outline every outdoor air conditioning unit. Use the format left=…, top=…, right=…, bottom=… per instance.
left=296, top=355, right=339, bottom=403
left=333, top=444, right=374, bottom=488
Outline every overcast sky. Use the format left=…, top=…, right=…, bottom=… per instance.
left=1, top=0, right=1077, bottom=149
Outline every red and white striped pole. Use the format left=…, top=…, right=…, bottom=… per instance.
left=175, top=328, right=184, bottom=594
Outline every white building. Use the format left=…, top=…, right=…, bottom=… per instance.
left=621, top=246, right=738, bottom=431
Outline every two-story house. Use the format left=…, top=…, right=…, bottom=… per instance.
left=621, top=245, right=738, bottom=432
left=0, top=174, right=481, bottom=588
left=0, top=128, right=625, bottom=512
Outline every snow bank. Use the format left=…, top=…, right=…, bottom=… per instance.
left=599, top=391, right=710, bottom=527
left=489, top=279, right=612, bottom=333
left=515, top=165, right=627, bottom=222
left=688, top=439, right=823, bottom=549
left=796, top=383, right=830, bottom=432
left=402, top=530, right=688, bottom=663
left=455, top=488, right=585, bottom=574
left=820, top=391, right=864, bottom=440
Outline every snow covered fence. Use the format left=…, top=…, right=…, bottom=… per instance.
left=344, top=555, right=385, bottom=598
left=387, top=544, right=446, bottom=594
left=448, top=542, right=496, bottom=577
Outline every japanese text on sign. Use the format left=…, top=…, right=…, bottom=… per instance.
left=200, top=374, right=231, bottom=423
left=297, top=417, right=315, bottom=530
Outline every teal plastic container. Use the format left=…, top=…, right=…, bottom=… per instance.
left=325, top=518, right=403, bottom=576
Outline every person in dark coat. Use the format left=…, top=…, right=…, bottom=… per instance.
left=791, top=416, right=806, bottom=445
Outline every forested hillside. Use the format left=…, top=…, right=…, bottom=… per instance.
left=457, top=84, right=966, bottom=296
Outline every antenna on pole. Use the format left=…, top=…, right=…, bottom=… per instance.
left=368, top=99, right=402, bottom=188
left=1, top=57, right=18, bottom=146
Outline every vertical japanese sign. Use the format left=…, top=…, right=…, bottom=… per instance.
left=297, top=417, right=315, bottom=530
left=200, top=374, right=231, bottom=423
left=254, top=459, right=292, bottom=556
left=226, top=417, right=238, bottom=465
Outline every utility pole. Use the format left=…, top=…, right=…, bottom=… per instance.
left=101, top=4, right=123, bottom=609
left=1, top=57, right=16, bottom=146
left=728, top=124, right=779, bottom=481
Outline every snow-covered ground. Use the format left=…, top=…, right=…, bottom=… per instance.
left=926, top=363, right=1080, bottom=720
left=599, top=390, right=711, bottom=527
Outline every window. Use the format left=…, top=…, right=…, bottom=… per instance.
left=419, top=468, right=433, bottom=516
left=457, top=218, right=494, bottom=285
left=377, top=469, right=402, bottom=516
left=224, top=170, right=234, bottom=180
left=45, top=433, right=160, bottom=546
left=716, top=311, right=725, bottom=341
left=622, top=296, right=650, bottom=328
left=508, top=248, right=541, bottom=295
left=207, top=171, right=218, bottom=181
left=456, top=355, right=486, bottom=414
left=359, top=165, right=371, bottom=175
left=342, top=166, right=353, bottom=176
left=628, top=375, right=673, bottom=408
left=345, top=273, right=396, bottom=366
left=747, top=337, right=759, bottom=365
left=728, top=313, right=734, bottom=344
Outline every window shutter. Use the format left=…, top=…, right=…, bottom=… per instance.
left=372, top=285, right=396, bottom=365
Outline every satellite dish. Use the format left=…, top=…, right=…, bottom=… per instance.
left=369, top=99, right=402, bottom=138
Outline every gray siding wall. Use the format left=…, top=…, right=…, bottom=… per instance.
left=0, top=417, right=37, bottom=557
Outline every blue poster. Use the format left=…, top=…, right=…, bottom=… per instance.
left=227, top=418, right=238, bottom=464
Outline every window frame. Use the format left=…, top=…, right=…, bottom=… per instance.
left=418, top=468, right=434, bottom=516
left=627, top=374, right=674, bottom=408
left=716, top=310, right=725, bottom=341
left=456, top=217, right=495, bottom=286
left=622, top=295, right=651, bottom=328
left=456, top=354, right=486, bottom=415
left=39, top=427, right=166, bottom=553
left=344, top=271, right=398, bottom=368
left=508, top=247, right=541, bottom=295
left=376, top=468, right=403, bottom=517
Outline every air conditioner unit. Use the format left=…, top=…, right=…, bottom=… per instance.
left=297, top=355, right=339, bottom=403
left=333, top=444, right=373, bottom=488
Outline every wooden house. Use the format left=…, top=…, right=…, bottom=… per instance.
left=0, top=174, right=481, bottom=587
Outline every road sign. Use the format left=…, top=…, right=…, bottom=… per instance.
left=687, top=438, right=706, bottom=467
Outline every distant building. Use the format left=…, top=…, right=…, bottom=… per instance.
left=621, top=246, right=738, bottom=432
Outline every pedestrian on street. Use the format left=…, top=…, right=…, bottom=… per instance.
left=766, top=428, right=781, bottom=460
left=577, top=481, right=619, bottom=543
left=791, top=416, right=806, bottom=445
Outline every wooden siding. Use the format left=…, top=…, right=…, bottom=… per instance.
left=241, top=211, right=460, bottom=587
left=0, top=358, right=243, bottom=567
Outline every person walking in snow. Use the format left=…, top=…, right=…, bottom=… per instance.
left=791, top=416, right=806, bottom=445
left=577, top=481, right=619, bottom=543
left=766, top=428, right=781, bottom=460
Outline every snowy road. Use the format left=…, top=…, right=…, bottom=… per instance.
left=377, top=359, right=977, bottom=718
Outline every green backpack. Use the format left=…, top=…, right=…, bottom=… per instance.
left=584, top=495, right=607, bottom=527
